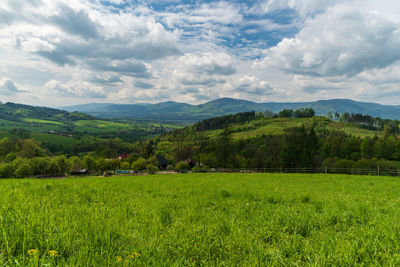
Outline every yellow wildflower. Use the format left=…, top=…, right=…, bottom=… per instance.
left=99, top=202, right=104, bottom=205
left=48, top=250, right=58, bottom=257
left=116, top=256, right=123, bottom=262
left=132, top=252, right=141, bottom=258
left=27, top=249, right=39, bottom=256
left=125, top=255, right=134, bottom=263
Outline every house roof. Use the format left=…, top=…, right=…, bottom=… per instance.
left=156, top=154, right=168, bottom=165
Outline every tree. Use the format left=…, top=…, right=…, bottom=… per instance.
left=278, top=109, right=294, bottom=118
left=361, top=138, right=373, bottom=159
left=0, top=163, right=14, bottom=178
left=17, top=139, right=46, bottom=158
left=0, top=137, right=15, bottom=157
left=156, top=141, right=175, bottom=161
left=282, top=126, right=309, bottom=168
left=69, top=156, right=82, bottom=172
left=176, top=161, right=190, bottom=172
left=30, top=157, right=49, bottom=176
left=120, top=161, right=131, bottom=170
left=215, top=129, right=232, bottom=168
left=5, top=153, right=16, bottom=162
left=15, top=162, right=33, bottom=178
left=146, top=164, right=158, bottom=174
left=55, top=155, right=70, bottom=175
left=83, top=155, right=96, bottom=173
left=96, top=158, right=107, bottom=173
left=131, top=158, right=147, bottom=172
left=47, top=159, right=62, bottom=176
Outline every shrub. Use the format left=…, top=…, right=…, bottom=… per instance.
left=131, top=158, right=147, bottom=172
left=0, top=163, right=14, bottom=178
left=191, top=166, right=208, bottom=172
left=5, top=153, right=16, bottom=162
left=120, top=161, right=131, bottom=170
left=69, top=156, right=83, bottom=172
left=333, top=159, right=355, bottom=169
left=176, top=161, right=190, bottom=172
left=146, top=164, right=158, bottom=174
left=15, top=163, right=33, bottom=178
left=47, top=159, right=63, bottom=177
left=192, top=166, right=201, bottom=172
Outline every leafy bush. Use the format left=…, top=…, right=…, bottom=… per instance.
left=0, top=163, right=14, bottom=178
left=333, top=159, right=355, bottom=169
left=176, top=161, right=190, bottom=172
left=191, top=166, right=201, bottom=172
left=191, top=166, right=208, bottom=172
left=131, top=158, right=147, bottom=172
left=120, top=161, right=131, bottom=170
left=146, top=164, right=158, bottom=174
left=5, top=153, right=16, bottom=162
left=15, top=163, right=33, bottom=178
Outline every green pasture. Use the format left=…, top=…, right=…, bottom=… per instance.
left=30, top=133, right=79, bottom=147
left=73, top=120, right=135, bottom=133
left=327, top=122, right=382, bottom=138
left=0, top=118, right=22, bottom=126
left=205, top=117, right=380, bottom=140
left=1, top=173, right=400, bottom=266
left=22, top=118, right=64, bottom=125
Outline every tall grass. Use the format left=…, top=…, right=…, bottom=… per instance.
left=1, top=173, right=400, bottom=265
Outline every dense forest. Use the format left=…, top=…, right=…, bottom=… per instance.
left=1, top=107, right=400, bottom=178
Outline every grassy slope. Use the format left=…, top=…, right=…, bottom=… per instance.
left=203, top=117, right=380, bottom=140
left=30, top=133, right=80, bottom=147
left=0, top=117, right=178, bottom=147
left=22, top=118, right=63, bottom=125
left=0, top=102, right=184, bottom=147
left=1, top=173, right=400, bottom=265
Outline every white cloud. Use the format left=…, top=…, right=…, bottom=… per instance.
left=190, top=2, right=243, bottom=25
left=249, top=0, right=345, bottom=17
left=171, top=52, right=236, bottom=91
left=1, top=0, right=400, bottom=106
left=44, top=79, right=106, bottom=98
left=263, top=5, right=400, bottom=77
left=0, top=78, right=25, bottom=95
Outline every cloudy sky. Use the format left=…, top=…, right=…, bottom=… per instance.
left=1, top=0, right=400, bottom=107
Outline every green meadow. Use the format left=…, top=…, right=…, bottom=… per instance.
left=1, top=173, right=400, bottom=266
left=204, top=117, right=380, bottom=140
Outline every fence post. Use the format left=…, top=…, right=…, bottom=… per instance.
left=325, top=166, right=327, bottom=174
left=280, top=166, right=283, bottom=173
left=377, top=165, right=380, bottom=176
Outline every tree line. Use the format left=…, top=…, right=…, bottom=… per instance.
left=0, top=136, right=161, bottom=178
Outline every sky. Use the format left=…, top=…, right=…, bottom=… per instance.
left=0, top=0, right=400, bottom=107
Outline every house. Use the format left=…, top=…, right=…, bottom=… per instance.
left=118, top=154, right=131, bottom=160
left=156, top=154, right=169, bottom=170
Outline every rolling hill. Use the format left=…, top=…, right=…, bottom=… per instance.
left=63, top=98, right=400, bottom=121
left=0, top=101, right=177, bottom=152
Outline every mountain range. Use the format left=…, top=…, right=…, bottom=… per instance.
left=63, top=98, right=400, bottom=122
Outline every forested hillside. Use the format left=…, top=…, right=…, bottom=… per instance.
left=151, top=109, right=400, bottom=172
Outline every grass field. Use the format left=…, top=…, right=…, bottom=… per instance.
left=1, top=173, right=400, bottom=265
left=22, top=118, right=63, bottom=125
left=30, top=133, right=79, bottom=147
left=204, top=117, right=380, bottom=140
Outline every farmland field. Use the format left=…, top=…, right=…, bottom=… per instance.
left=1, top=173, right=400, bottom=265
left=22, top=118, right=63, bottom=125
